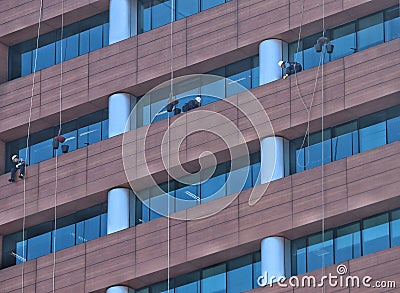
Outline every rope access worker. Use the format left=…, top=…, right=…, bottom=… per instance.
left=9, top=154, right=25, bottom=182
left=182, top=96, right=201, bottom=112
left=278, top=60, right=302, bottom=79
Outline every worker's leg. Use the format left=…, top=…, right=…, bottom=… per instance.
left=9, top=167, right=17, bottom=182
left=19, top=165, right=25, bottom=178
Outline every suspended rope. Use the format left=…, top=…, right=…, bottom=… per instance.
left=52, top=0, right=65, bottom=291
left=167, top=1, right=175, bottom=292
left=21, top=0, right=44, bottom=292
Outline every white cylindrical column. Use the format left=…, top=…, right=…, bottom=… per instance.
left=109, top=0, right=137, bottom=44
left=260, top=136, right=289, bottom=184
left=107, top=188, right=130, bottom=234
left=106, top=286, right=131, bottom=293
left=260, top=237, right=290, bottom=284
left=108, top=93, right=131, bottom=137
left=259, top=39, right=288, bottom=85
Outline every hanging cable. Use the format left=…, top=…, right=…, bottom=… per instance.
left=167, top=1, right=175, bottom=291
left=21, top=0, right=44, bottom=292
left=52, top=0, right=65, bottom=291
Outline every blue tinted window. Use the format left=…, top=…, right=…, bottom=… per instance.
left=251, top=56, right=260, bottom=88
left=201, top=0, right=225, bottom=10
left=227, top=165, right=252, bottom=194
left=227, top=255, right=252, bottom=293
left=90, top=26, right=103, bottom=51
left=292, top=238, right=307, bottom=275
left=330, top=23, right=356, bottom=60
left=251, top=162, right=261, bottom=186
left=78, top=122, right=102, bottom=148
left=307, top=232, right=334, bottom=272
left=385, top=6, right=400, bottom=41
left=201, top=263, right=226, bottom=293
left=21, top=51, right=32, bottom=76
left=30, top=138, right=53, bottom=165
left=175, top=271, right=200, bottom=293
left=53, top=224, right=75, bottom=252
left=57, top=130, right=77, bottom=156
left=16, top=240, right=27, bottom=264
left=56, top=35, right=79, bottom=63
left=359, top=122, right=386, bottom=152
left=100, top=213, right=108, bottom=236
left=391, top=210, right=400, bottom=247
left=139, top=0, right=152, bottom=33
left=103, top=23, right=109, bottom=46
left=79, top=30, right=90, bottom=55
left=84, top=216, right=101, bottom=241
left=176, top=0, right=199, bottom=20
left=305, top=140, right=331, bottom=170
left=175, top=182, right=200, bottom=212
left=27, top=232, right=51, bottom=260
left=362, top=214, right=390, bottom=255
left=35, top=43, right=56, bottom=71
left=357, top=13, right=384, bottom=50
left=152, top=0, right=173, bottom=29
left=335, top=223, right=361, bottom=263
left=252, top=252, right=261, bottom=289
left=201, top=170, right=226, bottom=203
left=387, top=116, right=400, bottom=143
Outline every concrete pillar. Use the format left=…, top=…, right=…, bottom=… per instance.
left=106, top=286, right=132, bottom=293
left=107, top=188, right=130, bottom=234
left=260, top=237, right=290, bottom=284
left=259, top=39, right=288, bottom=85
left=109, top=0, right=137, bottom=44
left=260, top=136, right=289, bottom=184
left=108, top=93, right=131, bottom=137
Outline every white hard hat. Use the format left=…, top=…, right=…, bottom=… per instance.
left=195, top=96, right=201, bottom=103
left=12, top=155, right=18, bottom=160
left=278, top=61, right=284, bottom=67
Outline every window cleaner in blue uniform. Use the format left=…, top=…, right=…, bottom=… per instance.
left=278, top=60, right=302, bottom=79
left=9, top=155, right=25, bottom=182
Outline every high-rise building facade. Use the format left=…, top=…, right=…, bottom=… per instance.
left=0, top=0, right=399, bottom=292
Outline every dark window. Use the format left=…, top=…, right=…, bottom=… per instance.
left=334, top=223, right=361, bottom=263
left=175, top=271, right=201, bottom=293
left=384, top=6, right=400, bottom=41
left=292, top=238, right=307, bottom=275
left=227, top=255, right=253, bottom=293
left=330, top=22, right=356, bottom=60
left=201, top=263, right=226, bottom=293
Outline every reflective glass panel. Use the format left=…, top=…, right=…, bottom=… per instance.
left=362, top=213, right=390, bottom=255
left=53, top=224, right=75, bottom=252
left=292, top=238, right=307, bottom=275
left=305, top=140, right=331, bottom=170
left=330, top=23, right=356, bottom=60
left=152, top=0, right=173, bottom=29
left=138, top=0, right=152, bottom=33
left=335, top=223, right=361, bottom=263
left=201, top=169, right=226, bottom=203
left=175, top=271, right=200, bottom=293
left=357, top=13, right=384, bottom=50
left=176, top=0, right=199, bottom=20
left=226, top=165, right=252, bottom=195
left=387, top=116, right=400, bottom=143
left=251, top=162, right=261, bottom=186
left=307, top=231, right=334, bottom=272
left=385, top=6, right=400, bottom=41
left=100, top=213, right=108, bottom=236
left=84, top=216, right=101, bottom=242
left=391, top=210, right=400, bottom=247
left=30, top=138, right=53, bottom=165
left=90, top=26, right=103, bottom=51
left=78, top=122, right=101, bottom=148
left=201, top=0, right=225, bottom=10
left=21, top=51, right=32, bottom=76
left=79, top=30, right=90, bottom=55
left=252, top=252, right=261, bottom=289
left=27, top=232, right=51, bottom=260
left=359, top=121, right=386, bottom=152
left=175, top=182, right=200, bottom=212
left=227, top=255, right=253, bottom=293
left=57, top=130, right=77, bottom=156
left=35, top=43, right=56, bottom=71
left=201, top=263, right=226, bottom=293
left=16, top=240, right=27, bottom=264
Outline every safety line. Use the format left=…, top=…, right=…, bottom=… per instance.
left=52, top=0, right=65, bottom=291
left=321, top=0, right=326, bottom=292
left=22, top=0, right=44, bottom=291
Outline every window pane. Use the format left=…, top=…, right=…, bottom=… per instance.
left=57, top=130, right=77, bottom=155
left=385, top=6, right=400, bottom=41
left=305, top=140, right=331, bottom=170
left=30, top=138, right=53, bottom=165
left=175, top=271, right=200, bottom=293
left=201, top=263, right=226, bottom=293
left=27, top=232, right=51, bottom=260
left=289, top=41, right=303, bottom=65
left=251, top=56, right=259, bottom=88
left=387, top=116, right=400, bottom=143
left=201, top=0, right=225, bottom=11
left=335, top=223, right=361, bottom=263
left=79, top=30, right=90, bottom=55
left=56, top=35, right=79, bottom=63
left=332, top=132, right=354, bottom=161
left=100, top=213, right=108, bottom=236
left=201, top=170, right=226, bottom=203
left=362, top=213, right=390, bottom=255
left=35, top=43, right=56, bottom=71
left=90, top=26, right=103, bottom=51
left=21, top=51, right=32, bottom=76
left=252, top=252, right=261, bottom=289
left=175, top=182, right=200, bottom=212
left=227, top=165, right=252, bottom=194
left=330, top=23, right=356, bottom=60
left=227, top=255, right=253, bottom=293
left=359, top=121, right=386, bottom=152
left=357, top=13, right=384, bottom=50
left=303, top=33, right=323, bottom=69
left=152, top=0, right=173, bottom=29
left=252, top=162, right=261, bottom=186
left=391, top=210, right=400, bottom=247
left=103, top=23, right=109, bottom=46
left=307, top=232, right=334, bottom=272
left=292, top=238, right=307, bottom=275
left=53, top=224, right=75, bottom=252
left=84, top=216, right=101, bottom=241
left=76, top=221, right=85, bottom=244
left=138, top=0, right=152, bottom=33
left=78, top=122, right=101, bottom=148
left=176, top=0, right=199, bottom=20
left=16, top=240, right=27, bottom=264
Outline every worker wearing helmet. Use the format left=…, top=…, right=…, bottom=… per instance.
left=278, top=60, right=302, bottom=79
left=9, top=155, right=25, bottom=182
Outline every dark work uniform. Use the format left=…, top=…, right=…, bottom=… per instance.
left=10, top=159, right=25, bottom=181
left=284, top=62, right=302, bottom=76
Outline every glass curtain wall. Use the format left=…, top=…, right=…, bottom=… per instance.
left=2, top=204, right=107, bottom=268
left=292, top=209, right=400, bottom=275
left=289, top=6, right=399, bottom=70
left=8, top=12, right=109, bottom=80
left=4, top=109, right=108, bottom=173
